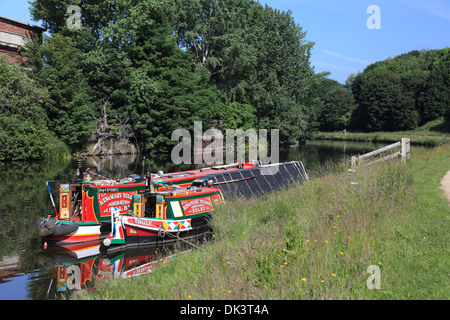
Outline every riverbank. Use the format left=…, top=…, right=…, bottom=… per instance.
left=312, top=118, right=450, bottom=146
left=73, top=144, right=450, bottom=300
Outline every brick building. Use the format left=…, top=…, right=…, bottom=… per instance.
left=0, top=15, right=45, bottom=64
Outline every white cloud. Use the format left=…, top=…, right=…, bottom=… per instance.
left=317, top=49, right=372, bottom=66
left=402, top=0, right=450, bottom=21
left=311, top=59, right=362, bottom=73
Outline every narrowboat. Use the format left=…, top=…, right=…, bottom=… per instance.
left=37, top=160, right=308, bottom=246
left=102, top=185, right=224, bottom=250
left=40, top=161, right=257, bottom=223
left=37, top=180, right=223, bottom=247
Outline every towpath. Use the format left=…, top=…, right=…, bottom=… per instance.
left=440, top=170, right=450, bottom=206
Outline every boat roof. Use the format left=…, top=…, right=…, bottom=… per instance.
left=144, top=186, right=222, bottom=198
left=152, top=162, right=258, bottom=184
left=77, top=162, right=259, bottom=188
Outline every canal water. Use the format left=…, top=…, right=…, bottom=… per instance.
left=0, top=140, right=388, bottom=300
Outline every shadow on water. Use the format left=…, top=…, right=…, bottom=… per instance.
left=0, top=139, right=389, bottom=299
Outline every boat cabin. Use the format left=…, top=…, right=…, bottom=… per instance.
left=56, top=180, right=146, bottom=223
left=130, top=187, right=224, bottom=220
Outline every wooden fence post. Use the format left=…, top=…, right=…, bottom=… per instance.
left=401, top=138, right=410, bottom=163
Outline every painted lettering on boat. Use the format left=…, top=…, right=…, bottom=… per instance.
left=181, top=198, right=213, bottom=215
left=98, top=191, right=135, bottom=216
left=98, top=188, right=119, bottom=193
left=126, top=217, right=157, bottom=228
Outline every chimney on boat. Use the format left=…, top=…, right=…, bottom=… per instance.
left=76, top=159, right=83, bottom=181
left=141, top=156, right=146, bottom=178
left=146, top=171, right=152, bottom=192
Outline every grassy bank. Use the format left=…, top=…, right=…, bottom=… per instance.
left=313, top=118, right=450, bottom=146
left=74, top=144, right=450, bottom=300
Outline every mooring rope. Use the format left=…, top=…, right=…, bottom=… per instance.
left=158, top=224, right=202, bottom=250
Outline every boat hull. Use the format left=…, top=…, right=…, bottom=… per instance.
left=103, top=214, right=213, bottom=252
left=121, top=215, right=212, bottom=248
left=38, top=218, right=110, bottom=245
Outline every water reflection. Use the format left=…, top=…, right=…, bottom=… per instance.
left=35, top=243, right=192, bottom=300
left=85, top=154, right=139, bottom=179
left=280, top=140, right=389, bottom=173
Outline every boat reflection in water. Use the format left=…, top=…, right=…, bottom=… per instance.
left=35, top=241, right=195, bottom=298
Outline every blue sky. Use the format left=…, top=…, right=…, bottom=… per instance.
left=262, top=0, right=450, bottom=83
left=1, top=0, right=449, bottom=83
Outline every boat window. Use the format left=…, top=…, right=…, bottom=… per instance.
left=190, top=180, right=209, bottom=188
left=190, top=181, right=203, bottom=188
left=170, top=201, right=183, bottom=218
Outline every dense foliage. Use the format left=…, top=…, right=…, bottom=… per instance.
left=350, top=48, right=450, bottom=131
left=167, top=0, right=319, bottom=144
left=15, top=0, right=319, bottom=159
left=313, top=78, right=356, bottom=132
left=0, top=58, right=69, bottom=160
left=0, top=0, right=448, bottom=161
left=26, top=0, right=226, bottom=156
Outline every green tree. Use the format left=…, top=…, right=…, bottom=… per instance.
left=29, top=0, right=225, bottom=155
left=350, top=48, right=449, bottom=131
left=418, top=49, right=450, bottom=123
left=124, top=0, right=224, bottom=154
left=24, top=34, right=95, bottom=152
left=352, top=66, right=419, bottom=131
left=0, top=58, right=67, bottom=160
left=29, top=0, right=321, bottom=154
left=220, top=102, right=256, bottom=131
left=318, top=85, right=356, bottom=132
left=168, top=0, right=319, bottom=144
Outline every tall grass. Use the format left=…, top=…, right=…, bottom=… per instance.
left=200, top=160, right=414, bottom=299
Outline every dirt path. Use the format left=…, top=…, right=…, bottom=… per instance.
left=440, top=171, right=450, bottom=206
